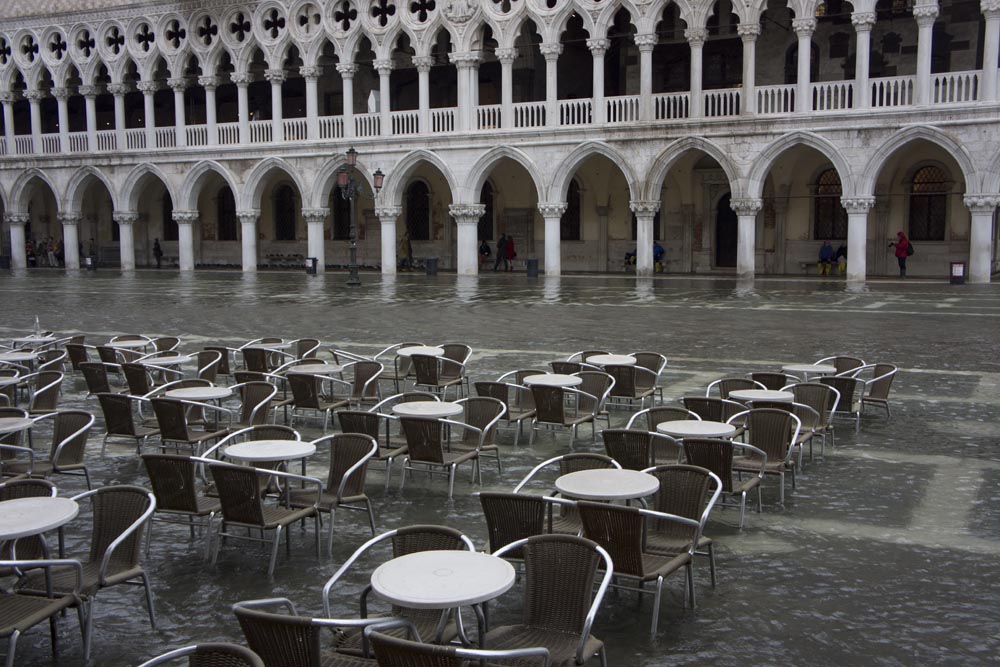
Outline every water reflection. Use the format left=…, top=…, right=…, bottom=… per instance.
left=543, top=276, right=561, bottom=302
left=455, top=275, right=478, bottom=303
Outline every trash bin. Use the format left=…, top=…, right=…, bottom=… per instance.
left=950, top=261, right=966, bottom=285
left=84, top=256, right=97, bottom=271
left=525, top=257, right=539, bottom=278
left=305, top=257, right=317, bottom=275
left=425, top=257, right=439, bottom=276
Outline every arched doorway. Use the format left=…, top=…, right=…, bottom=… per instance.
left=715, top=193, right=737, bottom=267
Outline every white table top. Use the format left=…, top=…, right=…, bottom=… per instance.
left=0, top=352, right=37, bottom=362
left=0, top=377, right=21, bottom=387
left=586, top=354, right=637, bottom=367
left=286, top=363, right=344, bottom=375
left=107, top=339, right=149, bottom=349
left=165, top=386, right=233, bottom=401
left=244, top=341, right=290, bottom=350
left=656, top=419, right=738, bottom=439
left=141, top=354, right=193, bottom=367
left=781, top=363, right=837, bottom=375
left=0, top=417, right=35, bottom=435
left=224, top=439, right=316, bottom=462
left=12, top=336, right=56, bottom=345
left=523, top=374, right=583, bottom=387
left=0, top=497, right=79, bottom=541
left=371, top=550, right=516, bottom=609
left=396, top=346, right=445, bottom=358
left=392, top=401, right=464, bottom=418
left=728, top=389, right=794, bottom=403
left=555, top=469, right=660, bottom=501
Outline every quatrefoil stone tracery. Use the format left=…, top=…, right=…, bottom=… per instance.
left=334, top=1, right=359, bottom=30
left=371, top=0, right=397, bottom=27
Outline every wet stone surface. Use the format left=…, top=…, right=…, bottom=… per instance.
left=0, top=270, right=998, bottom=666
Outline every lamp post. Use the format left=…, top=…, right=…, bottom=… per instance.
left=337, top=147, right=384, bottom=287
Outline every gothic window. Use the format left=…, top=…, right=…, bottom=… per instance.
left=162, top=194, right=178, bottom=241
left=406, top=181, right=430, bottom=240
left=908, top=166, right=948, bottom=241
left=330, top=186, right=352, bottom=240
left=217, top=186, right=237, bottom=241
left=274, top=184, right=297, bottom=241
left=479, top=182, right=494, bottom=241
left=813, top=169, right=847, bottom=239
left=561, top=179, right=581, bottom=241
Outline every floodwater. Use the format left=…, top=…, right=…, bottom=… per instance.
left=1, top=269, right=998, bottom=666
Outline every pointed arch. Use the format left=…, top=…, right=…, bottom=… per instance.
left=548, top=141, right=640, bottom=202
left=309, top=156, right=378, bottom=210
left=63, top=166, right=118, bottom=213
left=644, top=137, right=741, bottom=200
left=859, top=125, right=979, bottom=197
left=178, top=160, right=240, bottom=211
left=747, top=131, right=853, bottom=200
left=240, top=156, right=309, bottom=210
left=381, top=148, right=459, bottom=207
left=8, top=168, right=60, bottom=215
left=462, top=146, right=545, bottom=204
left=119, top=163, right=177, bottom=212
left=548, top=5, right=596, bottom=40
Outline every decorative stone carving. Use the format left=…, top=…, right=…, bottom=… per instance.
left=230, top=72, right=252, bottom=86
left=629, top=200, right=661, bottom=216
left=6, top=214, right=29, bottom=226
left=729, top=198, right=763, bottom=216
left=336, top=63, right=358, bottom=78
left=538, top=202, right=567, bottom=217
left=792, top=18, right=817, bottom=37
left=851, top=12, right=877, bottom=29
left=448, top=52, right=480, bottom=67
left=449, top=203, right=485, bottom=221
left=167, top=77, right=188, bottom=91
left=301, top=208, right=329, bottom=223
left=299, top=66, right=322, bottom=79
left=172, top=210, right=199, bottom=224
left=373, top=59, right=394, bottom=74
left=913, top=5, right=940, bottom=25
left=197, top=76, right=219, bottom=90
left=634, top=33, right=658, bottom=50
left=412, top=56, right=434, bottom=72
left=136, top=81, right=161, bottom=94
left=237, top=211, right=259, bottom=225
left=50, top=87, right=71, bottom=100
left=264, top=69, right=286, bottom=84
left=23, top=90, right=47, bottom=101
left=586, top=39, right=609, bottom=56
left=684, top=28, right=706, bottom=46
left=443, top=0, right=475, bottom=23
left=113, top=211, right=140, bottom=225
left=58, top=212, right=83, bottom=225
left=737, top=24, right=761, bottom=40
left=963, top=194, right=1000, bottom=212
left=0, top=92, right=16, bottom=104
left=539, top=43, right=563, bottom=59
left=495, top=48, right=518, bottom=63
left=375, top=205, right=402, bottom=219
left=106, top=83, right=131, bottom=96
left=78, top=85, right=101, bottom=98
left=840, top=197, right=876, bottom=213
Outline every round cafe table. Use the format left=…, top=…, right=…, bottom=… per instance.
left=781, top=364, right=836, bottom=379
left=392, top=401, right=463, bottom=418
left=728, top=389, right=794, bottom=404
left=586, top=354, right=637, bottom=367
left=555, top=468, right=659, bottom=502
left=224, top=440, right=316, bottom=463
left=107, top=339, right=149, bottom=349
left=396, top=346, right=445, bottom=358
left=656, top=419, right=737, bottom=439
left=285, top=363, right=344, bottom=375
left=141, top=354, right=194, bottom=368
left=523, top=374, right=582, bottom=387
left=0, top=417, right=35, bottom=436
left=12, top=335, right=56, bottom=347
left=165, top=387, right=233, bottom=402
left=0, top=351, right=37, bottom=364
left=244, top=341, right=290, bottom=350
left=0, top=496, right=79, bottom=541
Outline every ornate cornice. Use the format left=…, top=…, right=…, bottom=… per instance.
left=449, top=203, right=485, bottom=221
left=629, top=200, right=661, bottom=216
left=963, top=194, right=1000, bottom=212
left=841, top=197, right=876, bottom=213
left=301, top=207, right=329, bottom=223
left=172, top=210, right=199, bottom=224
left=538, top=202, right=567, bottom=217
left=375, top=205, right=402, bottom=219
left=729, top=198, right=763, bottom=216
left=113, top=211, right=139, bottom=225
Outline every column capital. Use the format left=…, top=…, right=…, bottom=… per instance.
left=113, top=210, right=140, bottom=225
left=851, top=11, right=877, bottom=29
left=737, top=23, right=761, bottom=40
left=301, top=208, right=329, bottom=223
left=264, top=69, right=286, bottom=84
left=172, top=210, right=199, bottom=225
left=58, top=212, right=83, bottom=225
left=634, top=33, right=658, bottom=51
left=982, top=0, right=1000, bottom=15
left=237, top=210, right=259, bottom=225
left=841, top=197, right=876, bottom=213
left=538, top=202, right=567, bottom=217
left=448, top=52, right=480, bottom=68
left=729, top=198, right=763, bottom=216
left=373, top=59, right=395, bottom=74
left=375, top=205, right=402, bottom=220
left=107, top=82, right=131, bottom=96
left=5, top=214, right=29, bottom=226
left=684, top=28, right=707, bottom=46
left=167, top=77, right=189, bottom=91
left=336, top=63, right=358, bottom=78
left=78, top=85, right=101, bottom=98
left=792, top=17, right=817, bottom=37
left=586, top=38, right=609, bottom=56
left=0, top=91, right=16, bottom=104
left=963, top=194, right=1000, bottom=212
left=449, top=203, right=486, bottom=222
left=629, top=200, right=661, bottom=216
left=495, top=48, right=518, bottom=63
left=412, top=56, right=434, bottom=72
left=539, top=42, right=563, bottom=60
left=230, top=72, right=253, bottom=86
left=23, top=89, right=47, bottom=102
left=299, top=66, right=323, bottom=79
left=198, top=76, right=220, bottom=89
left=136, top=81, right=161, bottom=94
left=50, top=87, right=71, bottom=100
left=913, top=4, right=940, bottom=24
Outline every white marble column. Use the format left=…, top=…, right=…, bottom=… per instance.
left=631, top=201, right=660, bottom=276
left=852, top=12, right=876, bottom=109
left=59, top=213, right=82, bottom=269
left=686, top=28, right=706, bottom=118
left=538, top=203, right=567, bottom=276
left=983, top=2, right=1000, bottom=101
left=136, top=81, right=159, bottom=148
left=450, top=53, right=477, bottom=131
left=376, top=206, right=401, bottom=275
left=167, top=77, right=187, bottom=147
left=914, top=4, right=939, bottom=105
left=238, top=211, right=259, bottom=272
left=793, top=18, right=816, bottom=114
left=738, top=24, right=760, bottom=115
left=78, top=85, right=99, bottom=151
left=265, top=69, right=285, bottom=142
left=450, top=204, right=486, bottom=275
left=965, top=195, right=999, bottom=282
left=635, top=34, right=657, bottom=121
left=173, top=210, right=198, bottom=271
left=7, top=215, right=28, bottom=269
left=52, top=87, right=71, bottom=153
left=496, top=48, right=517, bottom=129
left=231, top=73, right=251, bottom=145
left=198, top=76, right=218, bottom=145
left=540, top=43, right=563, bottom=127
left=374, top=59, right=393, bottom=136
left=300, top=66, right=321, bottom=140
left=588, top=39, right=608, bottom=124
left=730, top=198, right=762, bottom=279
left=108, top=83, right=129, bottom=149
left=0, top=92, right=15, bottom=150
left=302, top=208, right=328, bottom=273
left=841, top=197, right=875, bottom=283
left=337, top=64, right=356, bottom=138
left=113, top=211, right=139, bottom=271
left=413, top=56, right=433, bottom=133
left=24, top=90, right=44, bottom=153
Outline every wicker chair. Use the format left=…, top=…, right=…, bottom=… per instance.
left=26, top=371, right=62, bottom=416
left=729, top=408, right=801, bottom=505
left=137, top=642, right=264, bottom=667
left=122, top=362, right=162, bottom=396
left=337, top=409, right=408, bottom=492
left=411, top=355, right=465, bottom=400
left=575, top=372, right=615, bottom=431
left=229, top=382, right=278, bottom=430
left=292, top=338, right=321, bottom=360
left=601, top=428, right=682, bottom=470
left=566, top=350, right=610, bottom=363
left=344, top=361, right=385, bottom=407
left=577, top=501, right=699, bottom=634
left=151, top=398, right=231, bottom=456
left=37, top=349, right=67, bottom=373
left=369, top=629, right=550, bottom=666
left=549, top=361, right=588, bottom=375
left=484, top=534, right=613, bottom=666
left=819, top=375, right=864, bottom=432
left=97, top=393, right=160, bottom=457
left=680, top=396, right=747, bottom=436
left=321, top=525, right=475, bottom=653
left=374, top=342, right=424, bottom=393
left=205, top=461, right=321, bottom=578
left=474, top=381, right=535, bottom=446
left=529, top=385, right=599, bottom=448
left=604, top=365, right=658, bottom=410
left=705, top=377, right=765, bottom=399
left=479, top=492, right=548, bottom=557
left=626, top=406, right=700, bottom=430
left=66, top=343, right=95, bottom=371
left=15, top=485, right=157, bottom=660
left=513, top=454, right=621, bottom=535
left=632, top=352, right=668, bottom=403
left=0, top=410, right=95, bottom=489
left=451, top=397, right=506, bottom=475
left=195, top=350, right=222, bottom=384
left=203, top=346, right=236, bottom=382
left=857, top=363, right=898, bottom=418
left=0, top=479, right=56, bottom=565
left=241, top=348, right=276, bottom=374
left=682, top=438, right=765, bottom=529
left=287, top=373, right=350, bottom=430
left=787, top=382, right=840, bottom=452
left=151, top=337, right=180, bottom=352
left=817, top=355, right=866, bottom=375
left=79, top=362, right=123, bottom=397
left=397, top=417, right=483, bottom=499
left=287, top=434, right=377, bottom=555
left=749, top=371, right=798, bottom=391
left=141, top=454, right=222, bottom=558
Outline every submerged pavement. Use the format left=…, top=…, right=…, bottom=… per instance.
left=1, top=269, right=998, bottom=666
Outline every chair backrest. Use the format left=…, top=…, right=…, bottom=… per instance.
left=0, top=407, right=27, bottom=449
left=0, top=477, right=56, bottom=500
left=474, top=381, right=509, bottom=406
left=441, top=344, right=472, bottom=364
left=368, top=631, right=550, bottom=667
left=605, top=365, right=638, bottom=398
left=633, top=352, right=667, bottom=375
left=531, top=385, right=568, bottom=424
left=513, top=453, right=620, bottom=494
left=242, top=348, right=271, bottom=374
left=518, top=534, right=602, bottom=634
left=152, top=337, right=180, bottom=352
left=321, top=434, right=375, bottom=498
left=628, top=406, right=696, bottom=430
left=826, top=356, right=865, bottom=374
left=37, top=349, right=67, bottom=372
left=138, top=643, right=265, bottom=667
left=204, top=347, right=232, bottom=376
left=788, top=383, right=838, bottom=427
left=30, top=371, right=63, bottom=411
left=645, top=464, right=713, bottom=541
left=459, top=397, right=504, bottom=445
left=549, top=361, right=582, bottom=375
left=681, top=439, right=737, bottom=492
left=750, top=372, right=792, bottom=391
left=210, top=463, right=266, bottom=526
left=867, top=363, right=898, bottom=399
left=288, top=373, right=323, bottom=409
left=337, top=410, right=382, bottom=441
left=122, top=363, right=155, bottom=396
left=234, top=604, right=323, bottom=667
left=239, top=425, right=301, bottom=442
left=819, top=376, right=861, bottom=411
left=709, top=377, right=761, bottom=399
left=97, top=346, right=122, bottom=365
left=295, top=338, right=320, bottom=360
left=84, top=484, right=155, bottom=569
left=197, top=350, right=222, bottom=383
left=391, top=524, right=471, bottom=557
left=350, top=361, right=383, bottom=400
left=399, top=417, right=445, bottom=464
left=65, top=343, right=92, bottom=370
left=98, top=393, right=141, bottom=437
left=151, top=398, right=194, bottom=440
left=742, top=408, right=798, bottom=460
left=80, top=362, right=114, bottom=395
left=410, top=355, right=440, bottom=386
left=141, top=454, right=202, bottom=513
left=479, top=492, right=546, bottom=555
left=577, top=501, right=645, bottom=577
left=681, top=396, right=725, bottom=421
left=567, top=350, right=610, bottom=362
left=50, top=410, right=94, bottom=466
left=237, top=382, right=276, bottom=425
left=601, top=429, right=651, bottom=471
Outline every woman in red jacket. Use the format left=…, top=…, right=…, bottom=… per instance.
left=505, top=236, right=516, bottom=272
left=889, top=231, right=910, bottom=278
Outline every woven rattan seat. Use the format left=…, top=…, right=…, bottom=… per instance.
left=474, top=381, right=535, bottom=446
left=729, top=408, right=801, bottom=505
left=136, top=642, right=265, bottom=667
left=141, top=454, right=222, bottom=558
left=0, top=410, right=94, bottom=489
left=0, top=559, right=85, bottom=667
left=337, top=409, right=408, bottom=491
left=369, top=629, right=550, bottom=666
left=97, top=393, right=160, bottom=457
left=450, top=397, right=506, bottom=476
left=398, top=417, right=482, bottom=499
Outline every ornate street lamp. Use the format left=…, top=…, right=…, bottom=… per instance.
left=337, top=148, right=384, bottom=287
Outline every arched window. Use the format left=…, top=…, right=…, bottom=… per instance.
left=406, top=181, right=431, bottom=241
left=813, top=169, right=847, bottom=239
left=217, top=186, right=237, bottom=241
left=561, top=179, right=581, bottom=241
left=908, top=166, right=948, bottom=240
left=162, top=194, right=177, bottom=241
left=479, top=182, right=494, bottom=241
left=273, top=184, right=297, bottom=241
left=330, top=186, right=352, bottom=240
